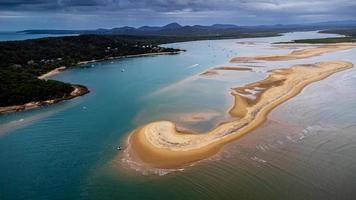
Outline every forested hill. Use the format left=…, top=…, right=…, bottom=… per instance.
left=0, top=35, right=179, bottom=76
left=0, top=35, right=180, bottom=108
left=285, top=28, right=356, bottom=44
left=19, top=21, right=356, bottom=36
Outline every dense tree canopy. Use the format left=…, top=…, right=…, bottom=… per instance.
left=0, top=35, right=179, bottom=107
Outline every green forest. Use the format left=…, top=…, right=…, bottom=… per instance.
left=0, top=35, right=179, bottom=107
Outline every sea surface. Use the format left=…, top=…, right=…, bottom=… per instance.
left=1, top=31, right=356, bottom=200
left=0, top=31, right=76, bottom=41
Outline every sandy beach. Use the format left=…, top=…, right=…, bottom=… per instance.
left=230, top=43, right=356, bottom=62
left=201, top=66, right=253, bottom=76
left=38, top=66, right=66, bottom=79
left=128, top=60, right=353, bottom=168
left=77, top=51, right=182, bottom=66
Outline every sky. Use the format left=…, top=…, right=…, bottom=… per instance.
left=0, top=0, right=356, bottom=30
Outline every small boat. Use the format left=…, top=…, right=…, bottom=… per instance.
left=117, top=146, right=122, bottom=150
left=121, top=69, right=125, bottom=72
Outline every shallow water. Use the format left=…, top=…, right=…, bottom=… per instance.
left=1, top=31, right=356, bottom=200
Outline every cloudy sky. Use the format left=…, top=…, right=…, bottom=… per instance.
left=1, top=0, right=355, bottom=30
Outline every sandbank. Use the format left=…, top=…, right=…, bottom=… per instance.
left=201, top=66, right=253, bottom=76
left=128, top=61, right=353, bottom=168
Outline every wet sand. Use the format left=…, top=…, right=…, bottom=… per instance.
left=201, top=66, right=253, bottom=76
left=230, top=43, right=356, bottom=62
left=174, top=112, right=221, bottom=123
left=237, top=41, right=256, bottom=45
left=128, top=60, right=353, bottom=168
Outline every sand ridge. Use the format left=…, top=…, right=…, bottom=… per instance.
left=200, top=66, right=253, bottom=76
left=128, top=60, right=353, bottom=168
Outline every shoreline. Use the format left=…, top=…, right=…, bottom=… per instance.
left=40, top=51, right=183, bottom=80
left=77, top=51, right=183, bottom=65
left=230, top=43, right=356, bottom=62
left=200, top=66, right=253, bottom=76
left=1, top=51, right=182, bottom=114
left=128, top=60, right=353, bottom=168
left=38, top=66, right=67, bottom=80
left=0, top=84, right=89, bottom=114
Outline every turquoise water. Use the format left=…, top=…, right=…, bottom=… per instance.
left=1, top=31, right=356, bottom=200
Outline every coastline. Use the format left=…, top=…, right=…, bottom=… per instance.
left=1, top=50, right=182, bottom=114
left=76, top=51, right=183, bottom=65
left=0, top=84, right=89, bottom=114
left=230, top=43, right=356, bottom=62
left=38, top=66, right=67, bottom=80
left=127, top=60, right=354, bottom=168
left=40, top=51, right=183, bottom=80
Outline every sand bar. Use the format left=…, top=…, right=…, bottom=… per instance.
left=230, top=43, right=356, bottom=62
left=201, top=66, right=253, bottom=76
left=128, top=60, right=353, bottom=168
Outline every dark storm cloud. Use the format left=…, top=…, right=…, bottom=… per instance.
left=0, top=0, right=353, bottom=13
left=0, top=0, right=355, bottom=30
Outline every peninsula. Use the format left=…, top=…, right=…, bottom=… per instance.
left=0, top=35, right=181, bottom=114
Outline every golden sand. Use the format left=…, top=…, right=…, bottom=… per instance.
left=201, top=66, right=253, bottom=76
left=230, top=43, right=356, bottom=62
left=128, top=60, right=353, bottom=168
left=38, top=66, right=66, bottom=80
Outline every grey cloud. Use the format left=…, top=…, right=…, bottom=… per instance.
left=0, top=0, right=355, bottom=30
left=1, top=0, right=355, bottom=14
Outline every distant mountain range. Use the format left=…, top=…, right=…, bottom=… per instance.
left=19, top=20, right=356, bottom=37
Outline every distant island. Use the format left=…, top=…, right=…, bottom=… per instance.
left=1, top=22, right=356, bottom=114
left=287, top=29, right=356, bottom=43
left=19, top=21, right=356, bottom=37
